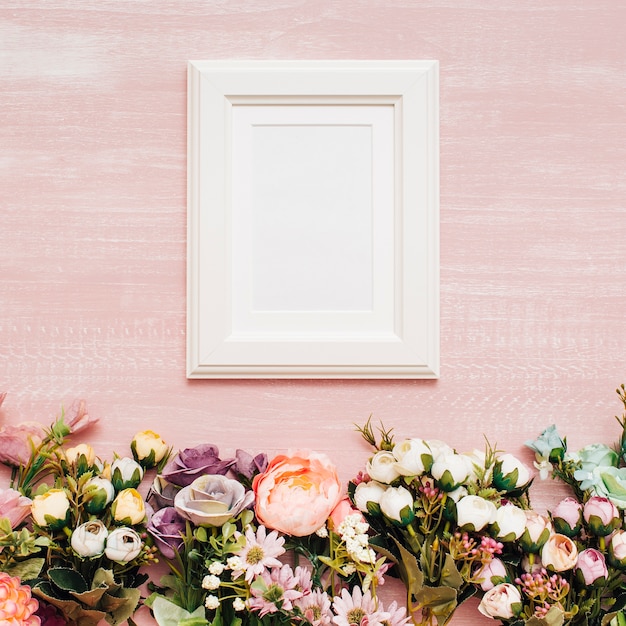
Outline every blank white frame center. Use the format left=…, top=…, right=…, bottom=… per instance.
left=187, top=60, right=439, bottom=378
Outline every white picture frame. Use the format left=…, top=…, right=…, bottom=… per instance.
left=187, top=60, right=439, bottom=378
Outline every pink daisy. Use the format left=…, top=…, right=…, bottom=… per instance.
left=235, top=525, right=285, bottom=583
left=331, top=587, right=386, bottom=626
left=248, top=564, right=304, bottom=617
left=379, top=601, right=411, bottom=626
left=295, top=589, right=333, bottom=626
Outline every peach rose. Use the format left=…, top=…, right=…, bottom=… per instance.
left=253, top=450, right=342, bottom=536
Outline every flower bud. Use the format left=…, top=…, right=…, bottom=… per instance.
left=551, top=497, right=583, bottom=537
left=609, top=530, right=626, bottom=570
left=71, top=520, right=108, bottom=557
left=64, top=443, right=96, bottom=476
left=105, top=527, right=142, bottom=562
left=583, top=496, right=621, bottom=536
left=575, top=548, right=607, bottom=588
left=82, top=477, right=115, bottom=515
left=131, top=430, right=169, bottom=469
left=111, top=488, right=146, bottom=525
left=353, top=481, right=386, bottom=515
left=392, top=439, right=432, bottom=477
left=379, top=485, right=415, bottom=526
left=518, top=510, right=552, bottom=553
left=111, top=457, right=144, bottom=491
left=474, top=558, right=508, bottom=591
left=31, top=489, right=71, bottom=530
left=431, top=453, right=469, bottom=492
left=366, top=451, right=401, bottom=484
left=492, top=454, right=531, bottom=493
left=491, top=504, right=526, bottom=542
left=455, top=495, right=497, bottom=532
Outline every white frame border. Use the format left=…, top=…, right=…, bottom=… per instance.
left=187, top=60, right=439, bottom=379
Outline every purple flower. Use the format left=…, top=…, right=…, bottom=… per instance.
left=161, top=444, right=235, bottom=487
left=147, top=475, right=181, bottom=509
left=234, top=449, right=268, bottom=483
left=147, top=506, right=187, bottom=560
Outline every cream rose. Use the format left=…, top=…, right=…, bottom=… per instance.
left=65, top=443, right=96, bottom=466
left=392, top=438, right=432, bottom=476
left=455, top=495, right=497, bottom=531
left=253, top=451, right=342, bottom=536
left=31, top=489, right=71, bottom=530
left=111, top=457, right=144, bottom=491
left=366, top=451, right=402, bottom=484
left=379, top=485, right=415, bottom=526
left=131, top=430, right=169, bottom=469
left=478, top=583, right=522, bottom=620
left=491, top=504, right=527, bottom=542
left=541, top=533, right=579, bottom=571
left=111, top=488, right=146, bottom=525
left=353, top=481, right=387, bottom=513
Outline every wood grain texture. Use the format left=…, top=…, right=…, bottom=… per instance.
left=1, top=1, right=625, bottom=623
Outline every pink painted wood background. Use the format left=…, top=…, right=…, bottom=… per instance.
left=1, top=1, right=625, bottom=623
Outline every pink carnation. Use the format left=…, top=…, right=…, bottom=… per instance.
left=0, top=572, right=40, bottom=626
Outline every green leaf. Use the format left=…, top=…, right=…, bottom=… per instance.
left=151, top=596, right=208, bottom=626
left=4, top=557, right=45, bottom=581
left=439, top=554, right=463, bottom=591
left=106, top=587, right=142, bottom=626
left=48, top=567, right=89, bottom=594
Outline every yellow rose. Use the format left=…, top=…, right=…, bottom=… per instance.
left=111, top=488, right=146, bottom=525
left=31, top=489, right=71, bottom=529
left=131, top=430, right=169, bottom=469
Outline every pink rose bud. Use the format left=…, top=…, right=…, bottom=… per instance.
left=609, top=530, right=626, bottom=570
left=583, top=496, right=621, bottom=536
left=575, top=548, right=608, bottom=587
left=474, top=557, right=508, bottom=591
left=551, top=497, right=583, bottom=537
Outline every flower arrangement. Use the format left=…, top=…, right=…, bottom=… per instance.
left=144, top=447, right=406, bottom=626
left=349, top=418, right=534, bottom=626
left=4, top=386, right=626, bottom=626
left=0, top=396, right=164, bottom=626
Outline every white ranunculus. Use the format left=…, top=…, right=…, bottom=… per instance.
left=455, top=495, right=497, bottom=531
left=431, top=453, right=470, bottom=491
left=493, top=453, right=531, bottom=491
left=425, top=440, right=455, bottom=461
left=379, top=485, right=415, bottom=525
left=111, top=457, right=144, bottom=490
left=71, top=520, right=108, bottom=557
left=353, top=481, right=387, bottom=512
left=105, top=527, right=143, bottom=562
left=83, top=476, right=115, bottom=514
left=491, top=504, right=527, bottom=541
left=366, top=451, right=401, bottom=484
left=392, top=438, right=432, bottom=476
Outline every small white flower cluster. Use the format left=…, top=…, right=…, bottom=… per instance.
left=338, top=513, right=376, bottom=564
left=202, top=558, right=249, bottom=612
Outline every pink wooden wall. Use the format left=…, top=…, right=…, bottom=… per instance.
left=1, top=2, right=625, bottom=623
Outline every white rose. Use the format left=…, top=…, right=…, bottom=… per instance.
left=492, top=504, right=527, bottom=541
left=105, top=527, right=143, bottom=562
left=353, top=481, right=387, bottom=512
left=455, top=495, right=497, bottom=531
left=431, top=453, right=470, bottom=491
left=478, top=583, right=521, bottom=619
left=83, top=476, right=115, bottom=514
left=425, top=440, right=455, bottom=461
left=71, top=520, right=108, bottom=557
left=392, top=439, right=432, bottom=476
left=366, top=451, right=401, bottom=484
left=379, top=485, right=414, bottom=525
